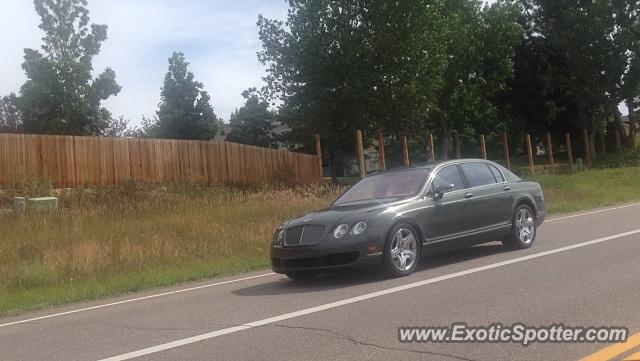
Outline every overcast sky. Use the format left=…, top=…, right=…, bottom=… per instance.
left=0, top=0, right=289, bottom=125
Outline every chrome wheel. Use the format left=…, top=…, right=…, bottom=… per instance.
left=515, top=208, right=535, bottom=244
left=390, top=228, right=418, bottom=271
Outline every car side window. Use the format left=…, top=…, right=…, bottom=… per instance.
left=488, top=164, right=505, bottom=183
left=431, top=165, right=464, bottom=193
left=460, top=163, right=497, bottom=188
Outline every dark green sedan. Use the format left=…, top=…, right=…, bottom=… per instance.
left=271, top=159, right=546, bottom=280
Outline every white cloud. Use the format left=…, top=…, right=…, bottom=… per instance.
left=0, top=0, right=288, bottom=125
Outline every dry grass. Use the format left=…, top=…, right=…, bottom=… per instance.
left=0, top=182, right=343, bottom=316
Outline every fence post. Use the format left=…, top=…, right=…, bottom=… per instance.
left=480, top=134, right=487, bottom=160
left=455, top=133, right=462, bottom=159
left=566, top=133, right=574, bottom=173
left=402, top=135, right=410, bottom=166
left=378, top=132, right=386, bottom=171
left=356, top=130, right=366, bottom=178
left=582, top=129, right=592, bottom=167
left=314, top=134, right=323, bottom=179
left=428, top=133, right=435, bottom=161
left=525, top=134, right=535, bottom=174
left=546, top=132, right=554, bottom=172
left=502, top=132, right=511, bottom=170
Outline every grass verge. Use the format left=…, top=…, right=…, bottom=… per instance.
left=530, top=167, right=640, bottom=213
left=0, top=183, right=342, bottom=317
left=2, top=167, right=640, bottom=317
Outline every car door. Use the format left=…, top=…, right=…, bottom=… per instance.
left=487, top=163, right=515, bottom=225
left=421, top=164, right=474, bottom=242
left=458, top=162, right=513, bottom=232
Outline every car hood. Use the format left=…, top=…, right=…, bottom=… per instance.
left=281, top=198, right=413, bottom=228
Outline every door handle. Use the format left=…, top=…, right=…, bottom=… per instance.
left=503, top=185, right=511, bottom=191
left=464, top=192, right=474, bottom=199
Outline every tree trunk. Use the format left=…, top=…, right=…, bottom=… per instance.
left=440, top=132, right=449, bottom=160
left=589, top=113, right=597, bottom=156
left=328, top=153, right=337, bottom=184
left=610, top=100, right=626, bottom=141
left=628, top=100, right=637, bottom=150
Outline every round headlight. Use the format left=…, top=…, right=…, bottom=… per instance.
left=351, top=221, right=367, bottom=235
left=333, top=223, right=349, bottom=238
left=273, top=229, right=284, bottom=245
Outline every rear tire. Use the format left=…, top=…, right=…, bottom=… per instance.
left=502, top=204, right=536, bottom=250
left=383, top=224, right=420, bottom=277
left=286, top=271, right=318, bottom=281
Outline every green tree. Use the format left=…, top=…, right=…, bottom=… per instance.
left=427, top=0, right=523, bottom=157
left=102, top=116, right=142, bottom=137
left=258, top=1, right=372, bottom=174
left=258, top=0, right=447, bottom=174
left=565, top=0, right=617, bottom=153
left=18, top=0, right=121, bottom=135
left=226, top=88, right=276, bottom=147
left=149, top=52, right=218, bottom=140
left=515, top=0, right=631, bottom=153
left=362, top=0, right=447, bottom=136
left=0, top=94, right=22, bottom=133
left=611, top=0, right=640, bottom=146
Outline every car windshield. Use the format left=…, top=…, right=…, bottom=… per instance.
left=334, top=168, right=431, bottom=205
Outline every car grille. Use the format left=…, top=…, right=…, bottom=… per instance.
left=284, top=225, right=325, bottom=246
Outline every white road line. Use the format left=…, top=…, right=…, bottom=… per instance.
left=1, top=201, right=639, bottom=329
left=546, top=202, right=640, bottom=223
left=99, top=228, right=640, bottom=361
left=0, top=273, right=275, bottom=328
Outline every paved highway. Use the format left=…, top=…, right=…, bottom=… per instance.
left=2, top=203, right=640, bottom=361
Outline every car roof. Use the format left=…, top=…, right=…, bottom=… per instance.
left=373, top=158, right=494, bottom=176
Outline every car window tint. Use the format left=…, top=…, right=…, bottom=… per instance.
left=497, top=164, right=521, bottom=181
left=432, top=166, right=464, bottom=193
left=334, top=168, right=431, bottom=204
left=461, top=163, right=497, bottom=188
left=488, top=165, right=505, bottom=182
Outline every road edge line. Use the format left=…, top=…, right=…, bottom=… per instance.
left=0, top=273, right=275, bottom=328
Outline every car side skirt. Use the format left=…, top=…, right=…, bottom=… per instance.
left=422, top=223, right=512, bottom=255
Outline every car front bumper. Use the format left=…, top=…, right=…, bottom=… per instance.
left=270, top=235, right=384, bottom=274
left=536, top=210, right=546, bottom=226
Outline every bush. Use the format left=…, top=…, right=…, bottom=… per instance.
left=592, top=149, right=640, bottom=169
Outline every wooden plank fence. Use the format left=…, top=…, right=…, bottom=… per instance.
left=0, top=133, right=321, bottom=187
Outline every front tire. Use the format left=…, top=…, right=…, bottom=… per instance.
left=286, top=271, right=318, bottom=281
left=383, top=224, right=420, bottom=277
left=502, top=204, right=536, bottom=250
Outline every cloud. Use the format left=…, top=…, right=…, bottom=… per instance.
left=0, top=0, right=288, bottom=125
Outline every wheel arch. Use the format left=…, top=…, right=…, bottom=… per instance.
left=385, top=217, right=426, bottom=248
left=514, top=196, right=537, bottom=217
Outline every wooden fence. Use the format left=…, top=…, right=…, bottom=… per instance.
left=0, top=133, right=321, bottom=187
left=355, top=129, right=626, bottom=177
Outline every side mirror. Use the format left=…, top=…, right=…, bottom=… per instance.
left=434, top=183, right=455, bottom=200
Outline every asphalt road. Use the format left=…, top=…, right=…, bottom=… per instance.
left=2, top=203, right=640, bottom=361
